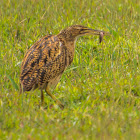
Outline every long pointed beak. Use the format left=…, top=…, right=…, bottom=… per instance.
left=87, top=28, right=110, bottom=36
left=83, top=28, right=110, bottom=43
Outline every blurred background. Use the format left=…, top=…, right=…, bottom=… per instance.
left=0, top=0, right=140, bottom=139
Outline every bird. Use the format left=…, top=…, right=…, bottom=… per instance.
left=20, top=25, right=109, bottom=110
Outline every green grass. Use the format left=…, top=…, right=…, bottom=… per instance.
left=0, top=0, right=140, bottom=139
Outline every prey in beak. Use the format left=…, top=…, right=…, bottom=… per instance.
left=80, top=28, right=110, bottom=43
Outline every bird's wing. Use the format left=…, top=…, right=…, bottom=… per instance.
left=20, top=35, right=67, bottom=91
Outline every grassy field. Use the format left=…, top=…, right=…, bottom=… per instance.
left=0, top=0, right=140, bottom=139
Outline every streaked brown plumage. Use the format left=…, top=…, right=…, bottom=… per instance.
left=20, top=25, right=108, bottom=109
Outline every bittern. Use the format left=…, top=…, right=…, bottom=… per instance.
left=20, top=25, right=108, bottom=110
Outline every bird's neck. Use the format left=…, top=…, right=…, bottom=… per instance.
left=57, top=31, right=77, bottom=42
left=57, top=32, right=77, bottom=48
left=57, top=34, right=77, bottom=66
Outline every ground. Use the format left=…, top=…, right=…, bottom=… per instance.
left=0, top=0, right=140, bottom=139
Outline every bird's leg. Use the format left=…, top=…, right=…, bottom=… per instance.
left=45, top=87, right=64, bottom=110
left=19, top=83, right=23, bottom=94
left=41, top=89, right=44, bottom=106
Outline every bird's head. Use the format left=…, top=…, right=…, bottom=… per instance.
left=58, top=25, right=109, bottom=42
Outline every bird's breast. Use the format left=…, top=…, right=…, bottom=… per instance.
left=65, top=42, right=75, bottom=66
left=47, top=74, right=62, bottom=90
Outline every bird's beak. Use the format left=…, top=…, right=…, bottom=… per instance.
left=80, top=28, right=110, bottom=43
left=85, top=28, right=110, bottom=36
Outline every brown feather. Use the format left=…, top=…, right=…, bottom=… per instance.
left=20, top=25, right=108, bottom=109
